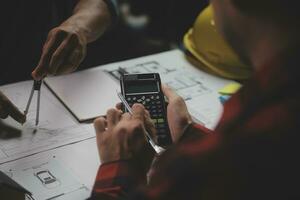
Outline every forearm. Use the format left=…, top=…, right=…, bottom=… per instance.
left=61, top=0, right=113, bottom=43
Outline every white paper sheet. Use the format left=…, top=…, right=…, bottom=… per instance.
left=0, top=156, right=91, bottom=200
left=0, top=81, right=95, bottom=164
left=45, top=67, right=120, bottom=122
left=0, top=137, right=100, bottom=198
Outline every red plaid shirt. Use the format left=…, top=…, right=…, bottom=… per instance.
left=90, top=49, right=300, bottom=200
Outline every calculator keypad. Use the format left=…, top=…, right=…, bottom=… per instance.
left=125, top=94, right=171, bottom=145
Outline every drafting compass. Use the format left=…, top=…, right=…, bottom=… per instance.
left=24, top=80, right=42, bottom=126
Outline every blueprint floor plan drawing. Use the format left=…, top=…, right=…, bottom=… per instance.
left=0, top=81, right=95, bottom=164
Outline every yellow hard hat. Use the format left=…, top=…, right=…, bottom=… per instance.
left=183, top=5, right=252, bottom=80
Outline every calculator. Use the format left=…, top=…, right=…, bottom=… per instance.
left=120, top=73, right=172, bottom=146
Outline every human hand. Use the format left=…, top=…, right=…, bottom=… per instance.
left=32, top=25, right=87, bottom=80
left=162, top=84, right=193, bottom=143
left=94, top=104, right=155, bottom=167
left=0, top=91, right=26, bottom=124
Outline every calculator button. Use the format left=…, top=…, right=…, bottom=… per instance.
left=158, top=134, right=167, bottom=139
left=156, top=101, right=161, bottom=105
left=157, top=118, right=165, bottom=123
left=157, top=124, right=165, bottom=128
left=150, top=95, right=154, bottom=99
left=141, top=96, right=145, bottom=100
left=152, top=114, right=158, bottom=118
left=152, top=119, right=157, bottom=124
left=157, top=129, right=166, bottom=134
left=133, top=97, right=137, bottom=101
left=126, top=97, right=131, bottom=101
left=137, top=99, right=142, bottom=103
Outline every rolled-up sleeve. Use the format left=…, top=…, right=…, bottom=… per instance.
left=103, top=0, right=119, bottom=27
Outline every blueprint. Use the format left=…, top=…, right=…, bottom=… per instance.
left=0, top=81, right=95, bottom=164
left=0, top=156, right=91, bottom=200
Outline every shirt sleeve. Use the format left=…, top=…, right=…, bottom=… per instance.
left=179, top=122, right=213, bottom=143
left=90, top=160, right=146, bottom=199
left=90, top=123, right=215, bottom=199
left=102, top=0, right=119, bottom=27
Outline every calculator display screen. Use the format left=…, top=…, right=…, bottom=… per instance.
left=125, top=81, right=158, bottom=94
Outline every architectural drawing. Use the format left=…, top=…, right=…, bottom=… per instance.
left=35, top=169, right=61, bottom=189
left=106, top=61, right=212, bottom=99
left=0, top=81, right=95, bottom=164
left=0, top=157, right=91, bottom=200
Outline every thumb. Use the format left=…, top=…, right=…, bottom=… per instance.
left=7, top=99, right=26, bottom=124
left=161, top=84, right=177, bottom=99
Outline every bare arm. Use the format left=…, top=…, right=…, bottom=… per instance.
left=32, top=0, right=117, bottom=80
left=63, top=0, right=113, bottom=43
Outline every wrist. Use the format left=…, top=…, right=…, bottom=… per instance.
left=70, top=0, right=113, bottom=42
left=59, top=21, right=88, bottom=45
left=61, top=8, right=110, bottom=43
